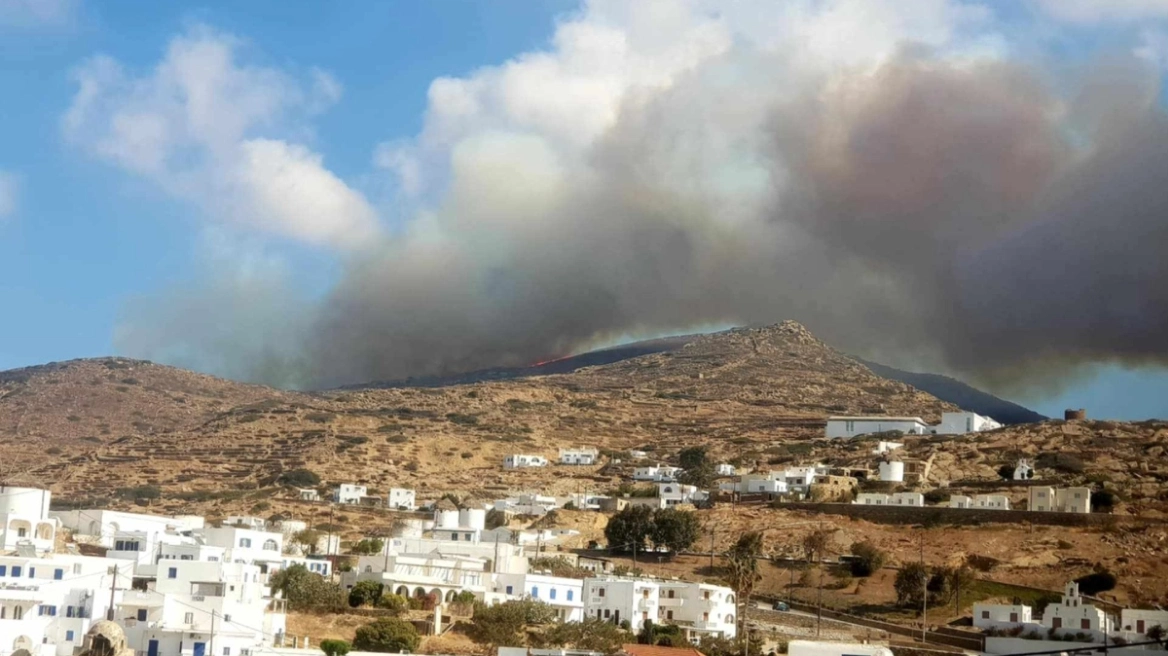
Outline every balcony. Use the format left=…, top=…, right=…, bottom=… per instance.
left=637, top=599, right=654, bottom=611
left=658, top=597, right=684, bottom=607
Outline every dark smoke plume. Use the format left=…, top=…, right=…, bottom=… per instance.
left=117, top=40, right=1168, bottom=393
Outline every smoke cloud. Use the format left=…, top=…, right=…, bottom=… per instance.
left=109, top=1, right=1168, bottom=392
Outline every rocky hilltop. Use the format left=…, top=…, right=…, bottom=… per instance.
left=1, top=322, right=953, bottom=501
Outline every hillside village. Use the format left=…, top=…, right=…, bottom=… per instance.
left=1, top=323, right=1167, bottom=656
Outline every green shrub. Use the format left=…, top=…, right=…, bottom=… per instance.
left=353, top=617, right=420, bottom=653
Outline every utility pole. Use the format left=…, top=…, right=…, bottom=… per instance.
left=327, top=504, right=335, bottom=557
left=709, top=524, right=716, bottom=571
left=920, top=532, right=927, bottom=644
left=209, top=610, right=217, bottom=656
left=106, top=564, right=119, bottom=621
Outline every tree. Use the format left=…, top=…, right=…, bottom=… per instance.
left=320, top=640, right=350, bottom=656
left=1147, top=625, right=1165, bottom=642
left=894, top=561, right=929, bottom=607
left=278, top=468, right=321, bottom=487
left=678, top=446, right=709, bottom=470
left=535, top=617, right=632, bottom=653
left=848, top=541, right=886, bottom=577
left=348, top=580, right=384, bottom=608
left=604, top=505, right=655, bottom=553
left=469, top=600, right=557, bottom=646
left=802, top=528, right=832, bottom=563
left=290, top=529, right=322, bottom=555
left=350, top=538, right=385, bottom=555
left=486, top=508, right=508, bottom=529
left=269, top=564, right=343, bottom=612
left=946, top=566, right=977, bottom=612
left=1091, top=490, right=1117, bottom=513
left=725, top=531, right=763, bottom=647
left=650, top=508, right=701, bottom=553
left=1075, top=570, right=1117, bottom=595
left=997, top=464, right=1015, bottom=481
left=679, top=462, right=716, bottom=489
left=353, top=617, right=420, bottom=653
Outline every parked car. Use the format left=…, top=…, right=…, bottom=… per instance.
left=772, top=601, right=789, bottom=611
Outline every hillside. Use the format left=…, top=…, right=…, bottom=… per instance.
left=2, top=321, right=956, bottom=503
left=857, top=358, right=1047, bottom=425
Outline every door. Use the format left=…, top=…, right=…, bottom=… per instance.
left=148, top=640, right=159, bottom=656
left=194, top=642, right=206, bottom=656
left=1138, top=620, right=1145, bottom=634
left=1052, top=618, right=1062, bottom=629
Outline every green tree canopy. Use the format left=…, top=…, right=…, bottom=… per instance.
left=269, top=564, right=343, bottom=612
left=348, top=580, right=384, bottom=608
left=352, top=617, right=421, bottom=653
left=650, top=507, right=702, bottom=553
left=319, top=640, right=350, bottom=656
left=678, top=446, right=709, bottom=470
left=468, top=600, right=557, bottom=646
left=848, top=541, right=887, bottom=577
left=604, top=505, right=656, bottom=552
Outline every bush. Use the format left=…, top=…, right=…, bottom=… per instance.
left=353, top=617, right=420, bottom=653
left=320, top=640, right=350, bottom=656
left=348, top=580, right=383, bottom=608
left=377, top=593, right=408, bottom=613
left=1091, top=490, right=1118, bottom=512
left=849, top=541, right=887, bottom=577
left=923, top=489, right=949, bottom=505
left=678, top=446, right=709, bottom=470
left=278, top=469, right=321, bottom=488
left=269, top=564, right=344, bottom=612
left=350, top=538, right=385, bottom=555
left=469, top=599, right=557, bottom=646
left=1074, top=570, right=1117, bottom=595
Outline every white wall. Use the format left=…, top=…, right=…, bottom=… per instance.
left=826, top=418, right=929, bottom=439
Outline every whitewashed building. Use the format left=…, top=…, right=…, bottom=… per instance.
left=949, top=494, right=1010, bottom=510
left=877, top=460, right=905, bottom=483
left=344, top=553, right=489, bottom=602
left=0, top=486, right=57, bottom=552
left=558, top=448, right=599, bottom=466
left=720, top=473, right=788, bottom=495
left=123, top=559, right=286, bottom=656
left=503, top=455, right=549, bottom=469
left=1029, top=487, right=1091, bottom=513
left=854, top=492, right=923, bottom=507
left=334, top=484, right=367, bottom=504
left=387, top=488, right=417, bottom=511
left=432, top=506, right=487, bottom=543
left=1014, top=459, right=1034, bottom=480
left=0, top=554, right=132, bottom=656
left=871, top=441, right=904, bottom=456
left=825, top=417, right=930, bottom=439
left=200, top=527, right=286, bottom=574
left=297, top=489, right=319, bottom=502
left=935, top=412, right=1002, bottom=435
left=583, top=576, right=736, bottom=639
left=51, top=510, right=203, bottom=549
left=224, top=516, right=267, bottom=531
left=974, top=603, right=1033, bottom=629
left=1120, top=609, right=1168, bottom=638
left=632, top=466, right=682, bottom=483
left=715, top=464, right=736, bottom=477
left=1041, top=581, right=1114, bottom=638
left=656, top=484, right=705, bottom=506
left=493, top=573, right=584, bottom=622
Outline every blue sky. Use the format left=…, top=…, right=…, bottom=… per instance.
left=1, top=0, right=1166, bottom=420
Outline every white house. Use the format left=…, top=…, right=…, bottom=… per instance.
left=825, top=417, right=930, bottom=439
left=559, top=448, right=599, bottom=466
left=297, top=489, right=320, bottom=502
left=715, top=464, right=736, bottom=477
left=583, top=576, right=736, bottom=640
left=51, top=509, right=203, bottom=549
left=632, top=466, right=682, bottom=483
left=720, top=472, right=789, bottom=496
left=628, top=450, right=649, bottom=460
left=854, top=492, right=923, bottom=507
left=200, top=527, right=286, bottom=574
left=0, top=553, right=132, bottom=656
left=334, top=484, right=367, bottom=504
left=656, top=484, right=704, bottom=506
left=877, top=460, right=905, bottom=483
left=224, top=516, right=267, bottom=531
left=782, top=465, right=828, bottom=490
left=973, top=603, right=1033, bottom=629
left=935, top=412, right=1002, bottom=435
left=0, top=486, right=57, bottom=552
left=432, top=506, right=487, bottom=543
left=1028, top=487, right=1091, bottom=513
left=493, top=573, right=585, bottom=622
left=344, top=553, right=489, bottom=603
left=504, top=455, right=549, bottom=469
left=387, top=488, right=417, bottom=511
left=1120, top=609, right=1168, bottom=637
left=872, top=441, right=904, bottom=456
left=1014, top=459, right=1034, bottom=480
left=1041, top=581, right=1114, bottom=638
left=122, top=559, right=286, bottom=656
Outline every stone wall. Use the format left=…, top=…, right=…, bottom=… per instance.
left=768, top=501, right=1127, bottom=528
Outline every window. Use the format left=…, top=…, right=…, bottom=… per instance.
left=66, top=631, right=75, bottom=642
left=982, top=611, right=990, bottom=619
left=598, top=588, right=605, bottom=598
left=73, top=564, right=82, bottom=574
left=532, top=587, right=539, bottom=598
left=224, top=648, right=231, bottom=656
left=703, top=590, right=710, bottom=600
left=184, top=612, right=195, bottom=624
left=67, top=607, right=76, bottom=618
left=263, top=539, right=278, bottom=551
left=505, top=585, right=513, bottom=594
left=239, top=538, right=252, bottom=548
left=138, top=609, right=148, bottom=621
left=17, top=527, right=27, bottom=537
left=28, top=567, right=34, bottom=578
left=12, top=566, right=21, bottom=577
left=604, top=609, right=611, bottom=618
left=642, top=589, right=650, bottom=598
left=451, top=533, right=459, bottom=541
left=0, top=566, right=5, bottom=576
left=567, top=590, right=574, bottom=601
left=13, top=606, right=23, bottom=620
left=702, top=612, right=709, bottom=621
left=168, top=567, right=178, bottom=579
left=666, top=610, right=674, bottom=620
left=550, top=589, right=557, bottom=600
left=54, top=569, right=64, bottom=580
left=466, top=533, right=473, bottom=540
left=1010, top=613, right=1019, bottom=623
left=667, top=590, right=675, bottom=598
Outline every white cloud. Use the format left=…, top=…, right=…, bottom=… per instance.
left=0, top=171, right=17, bottom=218
left=1034, top=0, right=1168, bottom=23
left=64, top=25, right=380, bottom=250
left=0, top=0, right=76, bottom=27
